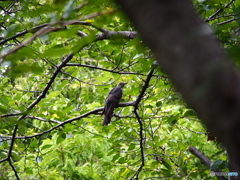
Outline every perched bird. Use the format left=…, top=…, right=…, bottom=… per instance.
left=102, top=82, right=126, bottom=126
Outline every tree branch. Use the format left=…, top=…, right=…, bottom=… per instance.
left=205, top=0, right=236, bottom=22
left=0, top=23, right=49, bottom=45
left=9, top=159, right=20, bottom=180
left=65, top=63, right=162, bottom=77
left=217, top=17, right=239, bottom=25
left=134, top=68, right=155, bottom=107
left=132, top=109, right=145, bottom=180
left=188, top=146, right=227, bottom=180
left=25, top=116, right=61, bottom=124
left=96, top=30, right=137, bottom=40
left=129, top=68, right=155, bottom=179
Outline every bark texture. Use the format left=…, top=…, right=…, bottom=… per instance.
left=116, top=0, right=240, bottom=171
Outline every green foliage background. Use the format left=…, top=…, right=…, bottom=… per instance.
left=0, top=0, right=239, bottom=179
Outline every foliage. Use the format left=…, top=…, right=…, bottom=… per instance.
left=0, top=0, right=239, bottom=179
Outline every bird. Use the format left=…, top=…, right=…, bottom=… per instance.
left=102, top=82, right=127, bottom=126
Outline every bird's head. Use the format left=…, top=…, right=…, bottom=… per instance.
left=118, top=82, right=127, bottom=88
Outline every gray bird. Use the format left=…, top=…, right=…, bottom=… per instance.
left=102, top=82, right=126, bottom=126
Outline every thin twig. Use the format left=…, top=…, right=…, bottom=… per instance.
left=0, top=23, right=49, bottom=45
left=206, top=0, right=236, bottom=22
left=217, top=17, right=239, bottom=25
left=65, top=63, right=162, bottom=77
left=132, top=109, right=145, bottom=180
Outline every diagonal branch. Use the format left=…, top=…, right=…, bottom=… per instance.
left=188, top=146, right=227, bottom=180
left=134, top=68, right=155, bottom=107
left=9, top=159, right=20, bottom=180
left=26, top=54, right=73, bottom=111
left=217, top=17, right=239, bottom=25
left=0, top=24, right=60, bottom=59
left=205, top=0, right=236, bottom=22
left=0, top=23, right=49, bottom=45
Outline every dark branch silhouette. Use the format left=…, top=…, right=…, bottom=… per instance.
left=188, top=146, right=227, bottom=180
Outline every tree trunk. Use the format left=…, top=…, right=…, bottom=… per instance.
left=116, top=0, right=240, bottom=172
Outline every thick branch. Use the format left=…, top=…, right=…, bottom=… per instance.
left=96, top=30, right=137, bottom=40
left=188, top=146, right=212, bottom=167
left=188, top=146, right=227, bottom=180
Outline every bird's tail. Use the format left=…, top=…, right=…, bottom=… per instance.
left=103, top=115, right=111, bottom=126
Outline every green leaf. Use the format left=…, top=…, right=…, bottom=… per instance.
left=156, top=101, right=162, bottom=107
left=112, top=154, right=120, bottom=162
left=30, top=138, right=38, bottom=148
left=168, top=115, right=178, bottom=126
left=4, top=23, right=21, bottom=37
left=72, top=33, right=96, bottom=53
left=133, top=53, right=143, bottom=60
left=56, top=133, right=66, bottom=144
left=42, top=45, right=70, bottom=57
left=48, top=91, right=61, bottom=98
left=210, top=159, right=225, bottom=170
left=183, top=109, right=196, bottom=117
left=162, top=160, right=172, bottom=170
left=128, top=143, right=136, bottom=151
left=41, top=144, right=52, bottom=151
left=0, top=105, right=9, bottom=113
left=157, top=138, right=167, bottom=146
left=25, top=167, right=33, bottom=174
left=118, top=157, right=126, bottom=164
left=63, top=0, right=75, bottom=19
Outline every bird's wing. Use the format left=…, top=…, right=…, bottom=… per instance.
left=102, top=86, right=123, bottom=115
left=102, top=87, right=116, bottom=115
left=106, top=87, right=116, bottom=98
left=105, top=103, right=115, bottom=116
